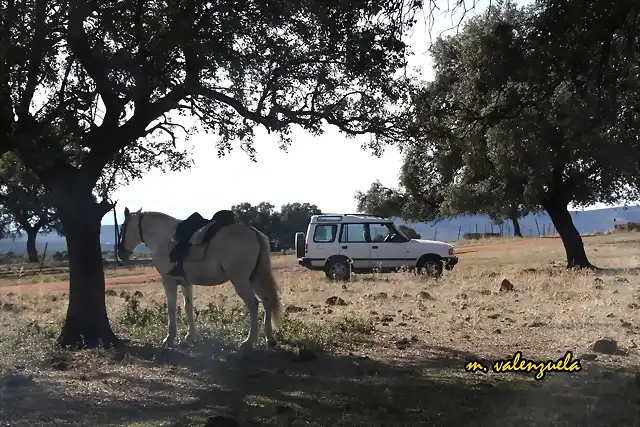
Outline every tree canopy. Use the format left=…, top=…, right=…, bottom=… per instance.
left=398, top=0, right=640, bottom=267
left=354, top=180, right=406, bottom=219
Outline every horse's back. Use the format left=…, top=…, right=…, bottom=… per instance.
left=213, top=223, right=263, bottom=243
left=194, top=224, right=263, bottom=279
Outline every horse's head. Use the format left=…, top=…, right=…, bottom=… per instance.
left=117, top=207, right=144, bottom=262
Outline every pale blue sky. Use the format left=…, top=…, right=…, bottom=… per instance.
left=105, top=0, right=612, bottom=224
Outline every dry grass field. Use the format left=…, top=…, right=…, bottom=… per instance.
left=0, top=234, right=639, bottom=426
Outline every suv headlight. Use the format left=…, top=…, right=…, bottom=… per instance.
left=449, top=247, right=455, bottom=255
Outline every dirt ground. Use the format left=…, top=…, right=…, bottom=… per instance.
left=0, top=233, right=639, bottom=426
left=0, top=255, right=300, bottom=294
left=0, top=236, right=560, bottom=294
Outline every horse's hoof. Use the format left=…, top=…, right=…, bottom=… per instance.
left=162, top=336, right=175, bottom=347
left=267, top=339, right=278, bottom=348
left=183, top=334, right=197, bottom=344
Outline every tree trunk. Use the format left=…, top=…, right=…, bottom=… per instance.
left=508, top=205, right=523, bottom=238
left=544, top=200, right=594, bottom=269
left=25, top=226, right=39, bottom=262
left=51, top=183, right=122, bottom=349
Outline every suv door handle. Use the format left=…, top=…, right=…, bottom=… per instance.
left=341, top=245, right=348, bottom=249
left=372, top=245, right=379, bottom=249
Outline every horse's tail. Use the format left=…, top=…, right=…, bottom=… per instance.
left=249, top=227, right=282, bottom=330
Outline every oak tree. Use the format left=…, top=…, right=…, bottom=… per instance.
left=1, top=0, right=421, bottom=347
left=401, top=0, right=640, bottom=268
left=0, top=155, right=58, bottom=262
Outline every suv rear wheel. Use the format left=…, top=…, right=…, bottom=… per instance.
left=325, top=257, right=351, bottom=281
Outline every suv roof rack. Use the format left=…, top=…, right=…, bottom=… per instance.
left=312, top=213, right=393, bottom=223
left=340, top=213, right=389, bottom=219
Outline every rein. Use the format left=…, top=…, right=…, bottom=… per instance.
left=118, top=213, right=146, bottom=256
left=138, top=213, right=146, bottom=244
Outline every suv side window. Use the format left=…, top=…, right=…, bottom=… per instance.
left=313, top=224, right=337, bottom=243
left=340, top=223, right=368, bottom=243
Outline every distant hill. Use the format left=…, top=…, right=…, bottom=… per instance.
left=1, top=205, right=639, bottom=253
left=0, top=225, right=152, bottom=254
left=400, top=205, right=640, bottom=242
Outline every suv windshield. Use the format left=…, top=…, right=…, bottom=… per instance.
left=389, top=223, right=409, bottom=239
left=369, top=222, right=409, bottom=242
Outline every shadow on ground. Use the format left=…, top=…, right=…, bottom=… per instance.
left=0, top=338, right=639, bottom=426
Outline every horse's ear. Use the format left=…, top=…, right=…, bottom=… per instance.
left=124, top=207, right=130, bottom=218
left=136, top=208, right=142, bottom=214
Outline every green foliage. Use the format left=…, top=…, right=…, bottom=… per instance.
left=279, top=202, right=322, bottom=248
left=354, top=180, right=406, bottom=218
left=2, top=0, right=421, bottom=185
left=398, top=224, right=421, bottom=239
left=231, top=201, right=321, bottom=250
left=0, top=154, right=58, bottom=237
left=400, top=0, right=640, bottom=219
left=116, top=292, right=374, bottom=351
left=0, top=211, right=14, bottom=239
left=276, top=315, right=375, bottom=351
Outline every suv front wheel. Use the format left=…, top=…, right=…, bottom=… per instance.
left=416, top=255, right=444, bottom=278
left=325, top=258, right=351, bottom=281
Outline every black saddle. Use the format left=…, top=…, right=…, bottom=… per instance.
left=168, top=209, right=236, bottom=277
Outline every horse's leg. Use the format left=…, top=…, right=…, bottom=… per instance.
left=263, top=304, right=276, bottom=347
left=231, top=278, right=260, bottom=352
left=251, top=281, right=277, bottom=347
left=181, top=283, right=197, bottom=343
left=162, top=276, right=179, bottom=346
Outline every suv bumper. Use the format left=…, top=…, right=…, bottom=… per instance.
left=443, top=256, right=459, bottom=270
left=298, top=257, right=312, bottom=268
left=298, top=257, right=325, bottom=271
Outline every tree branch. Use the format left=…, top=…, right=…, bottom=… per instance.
left=17, top=0, right=47, bottom=116
left=66, top=1, right=124, bottom=129
left=0, top=0, right=17, bottom=153
left=80, top=85, right=187, bottom=185
left=193, top=83, right=287, bottom=132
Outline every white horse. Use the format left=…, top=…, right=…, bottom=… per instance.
left=116, top=207, right=282, bottom=351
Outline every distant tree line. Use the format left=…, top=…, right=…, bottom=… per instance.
left=230, top=202, right=322, bottom=251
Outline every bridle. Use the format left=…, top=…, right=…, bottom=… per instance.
left=117, top=213, right=145, bottom=257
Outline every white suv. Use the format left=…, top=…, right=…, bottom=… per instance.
left=295, top=214, right=458, bottom=281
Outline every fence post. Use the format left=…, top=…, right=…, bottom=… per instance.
left=113, top=206, right=119, bottom=269
left=457, top=226, right=462, bottom=240
left=39, top=242, right=48, bottom=271
left=535, top=218, right=541, bottom=236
